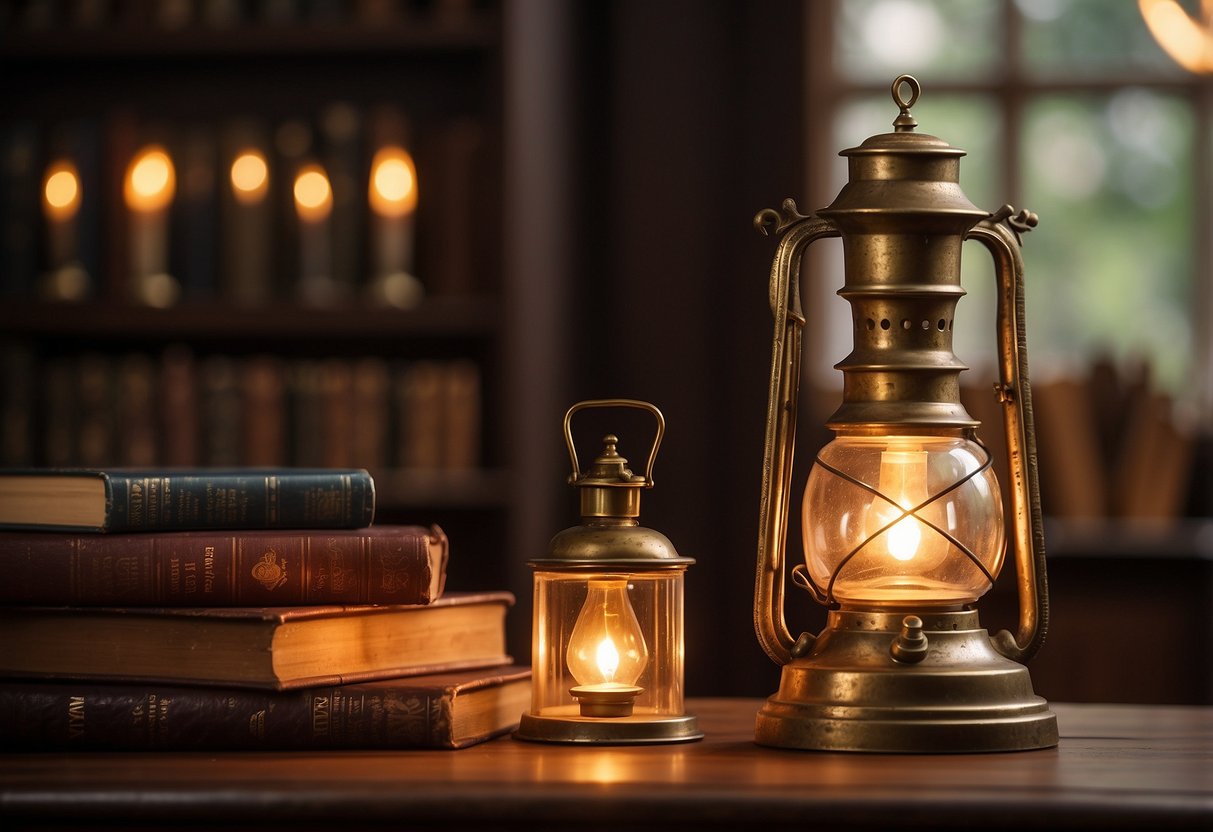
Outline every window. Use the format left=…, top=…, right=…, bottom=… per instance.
left=804, top=0, right=1213, bottom=410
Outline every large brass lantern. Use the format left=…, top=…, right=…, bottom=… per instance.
left=753, top=76, right=1058, bottom=752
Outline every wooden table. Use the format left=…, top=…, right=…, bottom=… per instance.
left=2, top=699, right=1210, bottom=830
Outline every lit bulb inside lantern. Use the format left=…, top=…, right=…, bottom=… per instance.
left=872, top=449, right=935, bottom=564
left=566, top=578, right=648, bottom=717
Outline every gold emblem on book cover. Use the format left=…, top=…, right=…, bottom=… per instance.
left=251, top=549, right=288, bottom=591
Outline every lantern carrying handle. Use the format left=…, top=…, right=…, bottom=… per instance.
left=967, top=205, right=1050, bottom=664
left=752, top=202, right=841, bottom=664
left=564, top=399, right=665, bottom=487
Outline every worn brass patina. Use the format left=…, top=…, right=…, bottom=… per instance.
left=753, top=76, right=1058, bottom=752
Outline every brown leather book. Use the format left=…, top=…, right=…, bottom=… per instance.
left=0, top=523, right=447, bottom=607
left=0, top=664, right=531, bottom=750
left=0, top=591, right=513, bottom=691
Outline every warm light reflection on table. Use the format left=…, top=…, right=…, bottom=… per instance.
left=1, top=700, right=1209, bottom=831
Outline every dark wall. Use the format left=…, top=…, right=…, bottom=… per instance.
left=558, top=0, right=811, bottom=697
left=530, top=0, right=1211, bottom=705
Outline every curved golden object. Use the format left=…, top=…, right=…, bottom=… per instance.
left=967, top=207, right=1049, bottom=663
left=753, top=207, right=839, bottom=664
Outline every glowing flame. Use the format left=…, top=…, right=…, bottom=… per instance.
left=369, top=146, right=418, bottom=217
left=230, top=150, right=268, bottom=205
left=595, top=637, right=621, bottom=682
left=43, top=161, right=81, bottom=221
left=293, top=164, right=332, bottom=222
left=124, top=146, right=176, bottom=212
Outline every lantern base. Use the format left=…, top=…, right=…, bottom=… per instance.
left=756, top=608, right=1058, bottom=753
left=514, top=710, right=703, bottom=745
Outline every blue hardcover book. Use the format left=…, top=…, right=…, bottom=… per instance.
left=0, top=468, right=375, bottom=532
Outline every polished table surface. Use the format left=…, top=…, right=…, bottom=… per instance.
left=2, top=699, right=1211, bottom=830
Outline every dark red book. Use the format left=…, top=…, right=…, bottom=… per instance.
left=0, top=524, right=447, bottom=606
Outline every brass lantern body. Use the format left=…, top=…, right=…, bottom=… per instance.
left=753, top=76, right=1058, bottom=752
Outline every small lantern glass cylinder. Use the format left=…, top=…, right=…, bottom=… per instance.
left=515, top=399, right=701, bottom=745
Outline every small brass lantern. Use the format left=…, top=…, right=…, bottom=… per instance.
left=515, top=399, right=701, bottom=744
left=753, top=76, right=1058, bottom=752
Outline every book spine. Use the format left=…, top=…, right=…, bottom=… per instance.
left=0, top=527, right=440, bottom=606
left=102, top=470, right=375, bottom=531
left=0, top=680, right=465, bottom=750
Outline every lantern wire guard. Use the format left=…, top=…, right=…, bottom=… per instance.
left=752, top=76, right=1058, bottom=753
left=515, top=399, right=702, bottom=745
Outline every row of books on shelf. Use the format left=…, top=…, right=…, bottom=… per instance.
left=0, top=345, right=482, bottom=472
left=0, top=467, right=530, bottom=750
left=1, top=105, right=487, bottom=307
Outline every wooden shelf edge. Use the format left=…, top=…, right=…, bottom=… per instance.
left=0, top=296, right=501, bottom=342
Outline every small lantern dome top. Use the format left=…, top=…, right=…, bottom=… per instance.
left=532, top=400, right=694, bottom=569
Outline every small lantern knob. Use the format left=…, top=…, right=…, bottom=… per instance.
left=890, top=615, right=929, bottom=664
left=574, top=433, right=646, bottom=523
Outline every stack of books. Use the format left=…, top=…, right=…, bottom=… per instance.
left=0, top=468, right=529, bottom=750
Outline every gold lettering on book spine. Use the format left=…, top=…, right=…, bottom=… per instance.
left=145, top=478, right=161, bottom=526
left=67, top=695, right=85, bottom=739
left=203, top=546, right=216, bottom=593
left=312, top=694, right=331, bottom=737
left=248, top=709, right=266, bottom=739
left=128, top=481, right=145, bottom=526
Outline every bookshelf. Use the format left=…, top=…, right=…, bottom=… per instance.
left=0, top=1, right=557, bottom=611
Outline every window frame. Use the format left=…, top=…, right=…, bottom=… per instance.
left=803, top=0, right=1213, bottom=412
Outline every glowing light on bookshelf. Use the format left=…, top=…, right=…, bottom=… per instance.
left=369, top=146, right=417, bottom=217
left=294, top=163, right=334, bottom=300
left=124, top=146, right=176, bottom=212
left=367, top=146, right=421, bottom=308
left=293, top=164, right=332, bottom=221
left=123, top=145, right=178, bottom=307
left=39, top=158, right=89, bottom=301
left=42, top=161, right=81, bottom=221
left=1140, top=0, right=1213, bottom=73
left=230, top=150, right=269, bottom=205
